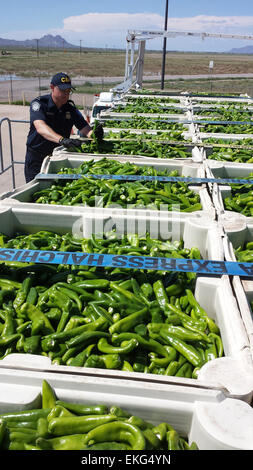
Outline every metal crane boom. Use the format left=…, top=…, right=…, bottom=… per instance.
left=111, top=29, right=253, bottom=93
left=127, top=30, right=253, bottom=42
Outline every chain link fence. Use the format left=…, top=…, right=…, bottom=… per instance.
left=0, top=76, right=123, bottom=108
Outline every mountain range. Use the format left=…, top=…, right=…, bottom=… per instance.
left=229, top=45, right=253, bottom=54
left=1, top=34, right=253, bottom=53
left=0, top=34, right=78, bottom=49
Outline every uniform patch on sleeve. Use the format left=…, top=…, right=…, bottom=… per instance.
left=32, top=101, right=41, bottom=111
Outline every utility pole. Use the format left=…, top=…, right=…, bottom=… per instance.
left=36, top=39, right=39, bottom=58
left=80, top=40, right=82, bottom=57
left=161, top=0, right=169, bottom=90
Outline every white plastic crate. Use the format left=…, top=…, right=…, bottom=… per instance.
left=207, top=161, right=253, bottom=220
left=0, top=174, right=215, bottom=220
left=0, top=205, right=223, bottom=258
left=212, top=184, right=253, bottom=222
left=220, top=216, right=253, bottom=357
left=198, top=132, right=253, bottom=141
left=0, top=367, right=252, bottom=449
left=206, top=161, right=253, bottom=179
left=52, top=142, right=200, bottom=159
left=0, top=206, right=252, bottom=400
left=190, top=96, right=253, bottom=105
left=40, top=154, right=205, bottom=175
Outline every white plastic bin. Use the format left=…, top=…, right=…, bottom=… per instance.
left=0, top=206, right=252, bottom=400
left=0, top=367, right=252, bottom=450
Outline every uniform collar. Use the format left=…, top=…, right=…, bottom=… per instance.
left=49, top=94, right=70, bottom=111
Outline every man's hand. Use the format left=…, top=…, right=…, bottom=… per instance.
left=59, top=137, right=83, bottom=148
left=92, top=123, right=104, bottom=142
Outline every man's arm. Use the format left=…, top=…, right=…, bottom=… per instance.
left=33, top=119, right=62, bottom=143
left=79, top=124, right=93, bottom=138
left=79, top=123, right=104, bottom=141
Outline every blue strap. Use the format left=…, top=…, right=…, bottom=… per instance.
left=36, top=173, right=253, bottom=185
left=0, top=248, right=253, bottom=277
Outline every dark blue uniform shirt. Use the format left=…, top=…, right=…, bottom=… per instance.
left=26, top=94, right=88, bottom=155
left=24, top=94, right=88, bottom=182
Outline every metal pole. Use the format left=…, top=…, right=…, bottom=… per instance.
left=161, top=0, right=169, bottom=90
left=9, top=75, right=13, bottom=102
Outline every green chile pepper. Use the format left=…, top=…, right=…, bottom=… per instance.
left=167, top=429, right=182, bottom=450
left=65, top=330, right=110, bottom=349
left=97, top=337, right=138, bottom=355
left=109, top=307, right=148, bottom=334
left=186, top=290, right=219, bottom=334
left=55, top=401, right=108, bottom=416
left=36, top=434, right=88, bottom=450
left=48, top=414, right=118, bottom=436
left=85, top=441, right=131, bottom=450
left=42, top=380, right=57, bottom=409
left=83, top=421, right=146, bottom=450
left=0, top=420, right=6, bottom=447
left=160, top=330, right=203, bottom=367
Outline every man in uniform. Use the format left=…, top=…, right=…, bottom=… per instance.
left=24, top=72, right=103, bottom=182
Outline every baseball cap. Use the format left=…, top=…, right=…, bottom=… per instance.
left=51, top=72, right=76, bottom=90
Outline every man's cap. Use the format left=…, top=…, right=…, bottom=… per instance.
left=51, top=72, right=75, bottom=90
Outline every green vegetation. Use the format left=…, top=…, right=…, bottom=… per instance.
left=1, top=47, right=253, bottom=79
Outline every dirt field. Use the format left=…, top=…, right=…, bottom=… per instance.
left=2, top=49, right=253, bottom=77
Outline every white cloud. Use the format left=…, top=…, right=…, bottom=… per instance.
left=166, top=15, right=253, bottom=33
left=2, top=13, right=253, bottom=51
left=58, top=13, right=253, bottom=49
left=62, top=12, right=164, bottom=34
left=61, top=12, right=253, bottom=36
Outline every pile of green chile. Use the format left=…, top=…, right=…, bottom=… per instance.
left=31, top=171, right=202, bottom=211
left=203, top=138, right=253, bottom=146
left=102, top=115, right=185, bottom=132
left=223, top=173, right=253, bottom=216
left=199, top=123, right=253, bottom=134
left=113, top=103, right=184, bottom=114
left=195, top=100, right=248, bottom=106
left=72, top=137, right=190, bottom=158
left=196, top=106, right=253, bottom=122
left=116, top=98, right=181, bottom=112
left=207, top=147, right=253, bottom=163
left=0, top=380, right=198, bottom=450
left=0, top=230, right=223, bottom=378
left=57, top=157, right=192, bottom=176
left=235, top=241, right=253, bottom=262
left=105, top=130, right=185, bottom=142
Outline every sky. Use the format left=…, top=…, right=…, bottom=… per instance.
left=1, top=0, right=253, bottom=52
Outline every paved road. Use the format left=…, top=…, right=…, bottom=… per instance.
left=1, top=73, right=253, bottom=103
left=0, top=105, right=30, bottom=194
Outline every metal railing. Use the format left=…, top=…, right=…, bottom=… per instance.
left=0, top=117, right=29, bottom=190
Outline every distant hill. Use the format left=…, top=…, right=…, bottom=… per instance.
left=229, top=45, right=253, bottom=54
left=0, top=34, right=78, bottom=49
